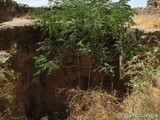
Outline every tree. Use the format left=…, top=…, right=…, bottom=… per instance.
left=33, top=0, right=135, bottom=77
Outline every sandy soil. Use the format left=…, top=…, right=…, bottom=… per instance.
left=0, top=17, right=33, bottom=27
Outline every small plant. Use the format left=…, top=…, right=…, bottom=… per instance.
left=7, top=95, right=14, bottom=105
left=0, top=66, right=7, bottom=82
left=0, top=65, right=15, bottom=85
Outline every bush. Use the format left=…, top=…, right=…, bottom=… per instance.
left=122, top=38, right=160, bottom=94
left=121, top=36, right=160, bottom=115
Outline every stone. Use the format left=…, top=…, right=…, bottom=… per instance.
left=0, top=51, right=12, bottom=63
left=134, top=0, right=160, bottom=16
left=147, top=0, right=160, bottom=9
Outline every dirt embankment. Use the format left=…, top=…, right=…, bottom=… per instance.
left=0, top=0, right=160, bottom=119
left=0, top=0, right=34, bottom=23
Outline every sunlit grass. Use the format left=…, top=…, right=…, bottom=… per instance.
left=132, top=15, right=160, bottom=30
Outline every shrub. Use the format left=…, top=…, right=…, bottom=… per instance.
left=121, top=36, right=160, bottom=115
left=122, top=37, right=160, bottom=94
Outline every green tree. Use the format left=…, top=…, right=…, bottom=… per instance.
left=33, top=0, right=135, bottom=76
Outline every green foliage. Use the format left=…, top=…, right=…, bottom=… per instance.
left=0, top=66, right=7, bottom=82
left=0, top=63, right=15, bottom=84
left=7, top=95, right=14, bottom=105
left=33, top=0, right=135, bottom=75
left=123, top=39, right=160, bottom=95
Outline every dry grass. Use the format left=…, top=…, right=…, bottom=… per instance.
left=132, top=15, right=160, bottom=30
left=122, top=87, right=160, bottom=120
left=64, top=86, right=160, bottom=120
left=65, top=89, right=123, bottom=120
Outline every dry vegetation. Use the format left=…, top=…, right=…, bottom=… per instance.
left=62, top=86, right=160, bottom=120
left=64, top=89, right=122, bottom=120
left=122, top=87, right=160, bottom=117
left=133, top=15, right=160, bottom=30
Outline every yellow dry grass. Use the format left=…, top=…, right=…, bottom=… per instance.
left=132, top=15, right=160, bottom=30
left=66, top=87, right=160, bottom=120
left=66, top=89, right=122, bottom=120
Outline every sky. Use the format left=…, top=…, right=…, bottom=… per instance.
left=15, top=0, right=147, bottom=8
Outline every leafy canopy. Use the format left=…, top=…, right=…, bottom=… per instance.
left=33, top=0, right=135, bottom=75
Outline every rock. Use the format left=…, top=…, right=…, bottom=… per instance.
left=0, top=51, right=12, bottom=63
left=41, top=116, right=49, bottom=120
left=147, top=0, right=160, bottom=8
